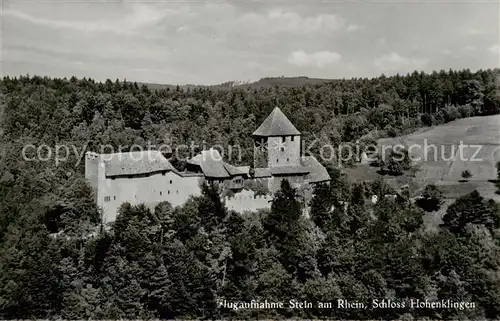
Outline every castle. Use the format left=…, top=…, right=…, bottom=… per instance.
left=85, top=107, right=330, bottom=222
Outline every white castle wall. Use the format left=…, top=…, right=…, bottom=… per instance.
left=224, top=189, right=272, bottom=213
left=85, top=152, right=100, bottom=202
left=100, top=172, right=203, bottom=223
left=267, top=135, right=301, bottom=167
left=86, top=152, right=203, bottom=223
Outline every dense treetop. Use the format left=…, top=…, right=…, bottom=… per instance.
left=0, top=69, right=499, bottom=319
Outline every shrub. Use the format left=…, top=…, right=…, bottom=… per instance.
left=381, top=148, right=411, bottom=176
left=461, top=170, right=472, bottom=181
left=416, top=184, right=444, bottom=212
left=420, top=113, right=432, bottom=126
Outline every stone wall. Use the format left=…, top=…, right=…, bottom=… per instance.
left=90, top=153, right=203, bottom=223
left=224, top=189, right=272, bottom=213
left=267, top=135, right=301, bottom=167
left=84, top=152, right=100, bottom=202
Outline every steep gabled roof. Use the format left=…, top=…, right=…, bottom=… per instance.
left=187, top=149, right=230, bottom=178
left=104, top=150, right=177, bottom=177
left=254, top=168, right=272, bottom=178
left=252, top=107, right=300, bottom=137
left=223, top=163, right=247, bottom=177
left=270, top=165, right=309, bottom=176
left=235, top=166, right=250, bottom=175
left=302, top=156, right=331, bottom=183
left=187, top=149, right=246, bottom=178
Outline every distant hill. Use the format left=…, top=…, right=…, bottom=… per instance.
left=238, top=76, right=334, bottom=88
left=138, top=76, right=336, bottom=91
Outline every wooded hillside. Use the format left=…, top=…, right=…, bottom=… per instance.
left=0, top=69, right=499, bottom=319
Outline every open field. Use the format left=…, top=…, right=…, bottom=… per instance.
left=379, top=114, right=500, bottom=201
left=345, top=115, right=500, bottom=202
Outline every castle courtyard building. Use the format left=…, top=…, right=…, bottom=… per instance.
left=86, top=107, right=330, bottom=222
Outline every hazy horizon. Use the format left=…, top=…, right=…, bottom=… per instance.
left=2, top=0, right=499, bottom=85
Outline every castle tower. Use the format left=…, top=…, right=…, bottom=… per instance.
left=252, top=107, right=301, bottom=168
left=85, top=151, right=101, bottom=203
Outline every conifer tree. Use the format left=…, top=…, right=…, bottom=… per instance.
left=442, top=190, right=494, bottom=234
left=148, top=264, right=172, bottom=318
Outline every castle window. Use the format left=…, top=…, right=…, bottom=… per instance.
left=276, top=159, right=279, bottom=163
left=280, top=147, right=284, bottom=152
left=282, top=136, right=286, bottom=143
left=287, top=158, right=289, bottom=162
left=291, top=136, right=294, bottom=142
left=176, top=190, right=179, bottom=194
left=162, top=172, right=166, bottom=176
left=104, top=196, right=110, bottom=202
left=169, top=180, right=172, bottom=184
left=113, top=196, right=116, bottom=200
left=168, top=190, right=170, bottom=195
left=160, top=191, right=162, bottom=196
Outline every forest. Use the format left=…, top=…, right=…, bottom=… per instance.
left=0, top=69, right=499, bottom=319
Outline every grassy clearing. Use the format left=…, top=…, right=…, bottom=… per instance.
left=341, top=115, right=500, bottom=207
left=378, top=115, right=500, bottom=200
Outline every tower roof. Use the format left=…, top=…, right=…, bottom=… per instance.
left=252, top=107, right=300, bottom=137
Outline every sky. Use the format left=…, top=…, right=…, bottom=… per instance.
left=2, top=0, right=499, bottom=85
